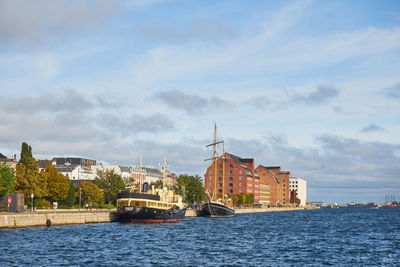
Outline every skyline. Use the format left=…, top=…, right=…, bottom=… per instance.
left=1, top=0, right=399, bottom=203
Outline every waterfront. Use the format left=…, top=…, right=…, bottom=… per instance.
left=1, top=207, right=399, bottom=266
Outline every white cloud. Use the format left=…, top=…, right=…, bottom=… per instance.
left=0, top=0, right=119, bottom=46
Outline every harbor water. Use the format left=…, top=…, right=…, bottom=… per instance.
left=1, top=207, right=399, bottom=266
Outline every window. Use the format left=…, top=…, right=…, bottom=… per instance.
left=239, top=176, right=242, bottom=180
left=229, top=177, right=233, bottom=181
left=239, top=170, right=242, bottom=174
left=230, top=189, right=233, bottom=194
left=218, top=177, right=222, bottom=181
left=239, top=183, right=242, bottom=186
left=218, top=183, right=222, bottom=187
left=229, top=171, right=233, bottom=175
left=229, top=183, right=233, bottom=187
left=219, top=164, right=222, bottom=169
left=218, top=171, right=222, bottom=175
left=229, top=164, right=233, bottom=168
left=219, top=189, right=222, bottom=193
left=239, top=189, right=242, bottom=192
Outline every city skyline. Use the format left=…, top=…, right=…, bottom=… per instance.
left=0, top=0, right=399, bottom=203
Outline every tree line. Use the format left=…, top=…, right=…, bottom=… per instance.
left=0, top=142, right=212, bottom=209
left=0, top=142, right=127, bottom=209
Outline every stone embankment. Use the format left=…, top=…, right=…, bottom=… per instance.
left=0, top=206, right=318, bottom=229
left=0, top=210, right=118, bottom=229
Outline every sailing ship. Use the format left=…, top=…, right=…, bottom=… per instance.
left=117, top=157, right=187, bottom=223
left=199, top=123, right=235, bottom=218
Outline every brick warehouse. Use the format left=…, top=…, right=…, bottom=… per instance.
left=204, top=153, right=260, bottom=203
left=255, top=166, right=290, bottom=206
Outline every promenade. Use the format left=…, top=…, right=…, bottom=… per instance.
left=0, top=206, right=318, bottom=229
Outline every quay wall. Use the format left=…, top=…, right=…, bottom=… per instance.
left=0, top=206, right=318, bottom=229
left=0, top=211, right=118, bottom=229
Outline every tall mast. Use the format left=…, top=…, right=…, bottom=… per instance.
left=213, top=123, right=218, bottom=201
left=222, top=140, right=225, bottom=202
left=162, top=157, right=167, bottom=188
left=205, top=122, right=224, bottom=201
left=140, top=154, right=143, bottom=192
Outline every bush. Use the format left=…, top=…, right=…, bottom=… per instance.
left=36, top=198, right=51, bottom=209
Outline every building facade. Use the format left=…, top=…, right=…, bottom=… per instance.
left=255, top=166, right=290, bottom=206
left=259, top=177, right=271, bottom=207
left=0, top=153, right=17, bottom=169
left=289, top=177, right=307, bottom=207
left=204, top=153, right=260, bottom=203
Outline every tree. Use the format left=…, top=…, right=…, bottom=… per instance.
left=77, top=181, right=103, bottom=206
left=19, top=142, right=32, bottom=166
left=63, top=181, right=76, bottom=207
left=150, top=179, right=163, bottom=190
left=41, top=165, right=70, bottom=203
left=175, top=175, right=205, bottom=204
left=95, top=169, right=126, bottom=205
left=15, top=157, right=47, bottom=199
left=0, top=163, right=16, bottom=195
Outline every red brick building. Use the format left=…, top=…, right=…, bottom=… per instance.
left=204, top=153, right=260, bottom=203
left=255, top=166, right=290, bottom=206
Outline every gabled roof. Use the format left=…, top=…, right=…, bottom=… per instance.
left=0, top=153, right=6, bottom=159
left=227, top=153, right=254, bottom=165
left=264, top=166, right=281, bottom=170
left=143, top=167, right=163, bottom=177
left=119, top=166, right=132, bottom=173
left=258, top=165, right=280, bottom=184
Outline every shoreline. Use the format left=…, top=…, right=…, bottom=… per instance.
left=0, top=206, right=319, bottom=229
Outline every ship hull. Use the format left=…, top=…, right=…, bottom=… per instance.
left=118, top=206, right=187, bottom=223
left=200, top=202, right=235, bottom=217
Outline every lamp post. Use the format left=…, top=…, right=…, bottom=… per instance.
left=79, top=187, right=82, bottom=212
left=31, top=193, right=34, bottom=212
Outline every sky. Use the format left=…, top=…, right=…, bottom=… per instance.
left=0, top=0, right=399, bottom=203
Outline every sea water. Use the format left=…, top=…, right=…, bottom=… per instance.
left=1, top=207, right=399, bottom=266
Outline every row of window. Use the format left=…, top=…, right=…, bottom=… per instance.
left=218, top=189, right=240, bottom=193
left=218, top=183, right=241, bottom=187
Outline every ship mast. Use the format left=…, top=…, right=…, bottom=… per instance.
left=205, top=122, right=223, bottom=201
left=162, top=157, right=167, bottom=189
left=222, top=140, right=225, bottom=202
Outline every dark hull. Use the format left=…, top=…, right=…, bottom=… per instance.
left=200, top=202, right=235, bottom=217
left=118, top=206, right=187, bottom=223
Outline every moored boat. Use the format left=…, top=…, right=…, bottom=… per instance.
left=117, top=158, right=187, bottom=223
left=199, top=123, right=235, bottom=218
left=200, top=200, right=235, bottom=217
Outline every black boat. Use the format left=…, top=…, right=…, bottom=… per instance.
left=200, top=200, right=235, bottom=217
left=199, top=123, right=235, bottom=218
left=117, top=158, right=188, bottom=223
left=117, top=191, right=187, bottom=223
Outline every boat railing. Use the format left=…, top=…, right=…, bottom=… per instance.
left=117, top=191, right=161, bottom=201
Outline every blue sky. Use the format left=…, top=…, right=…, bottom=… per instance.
left=1, top=0, right=399, bottom=203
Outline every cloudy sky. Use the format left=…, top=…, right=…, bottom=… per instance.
left=1, top=0, right=399, bottom=203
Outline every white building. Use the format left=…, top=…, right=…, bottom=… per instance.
left=57, top=165, right=96, bottom=180
left=289, top=177, right=307, bottom=207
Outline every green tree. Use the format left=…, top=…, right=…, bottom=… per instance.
left=0, top=163, right=16, bottom=195
left=175, top=175, right=205, bottom=204
left=19, top=142, right=32, bottom=166
left=63, top=181, right=76, bottom=207
left=77, top=181, right=103, bottom=206
left=15, top=157, right=47, bottom=199
left=150, top=179, right=163, bottom=190
left=41, top=165, right=70, bottom=203
left=95, top=169, right=126, bottom=205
